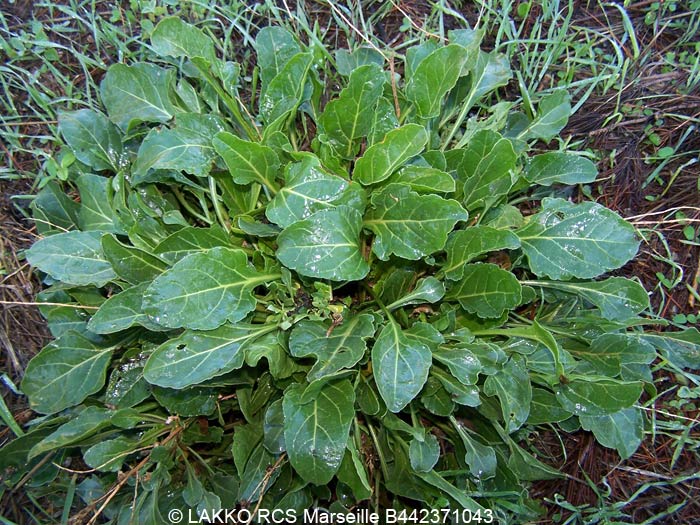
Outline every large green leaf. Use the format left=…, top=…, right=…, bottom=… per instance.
left=76, top=174, right=120, bottom=233
left=405, top=44, right=471, bottom=118
left=255, top=26, right=301, bottom=93
left=433, top=347, right=482, bottom=386
left=266, top=154, right=357, bottom=228
left=143, top=247, right=280, bottom=330
left=102, top=235, right=167, bottom=285
left=447, top=263, right=522, bottom=318
left=283, top=379, right=355, bottom=484
left=555, top=378, right=643, bottom=416
left=580, top=407, right=643, bottom=459
left=527, top=388, right=572, bottom=425
left=386, top=277, right=445, bottom=311
left=354, top=124, right=428, bottom=186
left=319, top=63, right=385, bottom=158
left=458, top=130, right=517, bottom=211
left=520, top=89, right=571, bottom=142
left=443, top=227, right=521, bottom=281
left=87, top=283, right=161, bottom=334
left=259, top=52, right=313, bottom=124
left=29, top=406, right=113, bottom=459
left=100, top=63, right=180, bottom=131
left=22, top=331, right=114, bottom=414
left=144, top=324, right=274, bottom=388
left=525, top=152, right=597, bottom=186
left=372, top=319, right=432, bottom=412
left=516, top=198, right=640, bottom=280
left=364, top=184, right=467, bottom=260
left=574, top=334, right=655, bottom=376
left=153, top=225, right=232, bottom=264
left=453, top=420, right=497, bottom=480
left=409, top=433, right=440, bottom=472
left=133, top=113, right=225, bottom=179
left=26, top=231, right=116, bottom=287
left=58, top=109, right=123, bottom=171
left=639, top=328, right=700, bottom=371
left=30, top=181, right=80, bottom=235
left=83, top=436, right=138, bottom=472
left=388, top=165, right=455, bottom=193
left=213, top=131, right=280, bottom=187
left=289, top=314, right=375, bottom=382
left=150, top=16, right=216, bottom=63
left=483, top=357, right=531, bottom=433
left=276, top=206, right=369, bottom=281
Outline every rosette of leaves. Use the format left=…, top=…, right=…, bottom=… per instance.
left=4, top=18, right=700, bottom=521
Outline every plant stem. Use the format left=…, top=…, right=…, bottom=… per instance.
left=208, top=176, right=230, bottom=232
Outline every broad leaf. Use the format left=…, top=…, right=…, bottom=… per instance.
left=453, top=421, right=497, bottom=480
left=213, top=131, right=280, bottom=187
left=88, top=283, right=161, bottom=334
left=83, top=436, right=137, bottom=472
left=483, top=356, right=531, bottom=433
left=26, top=231, right=116, bottom=287
left=102, top=235, right=167, bottom=285
left=143, top=247, right=280, bottom=330
left=22, top=331, right=114, bottom=414
left=574, top=334, right=655, bottom=376
left=151, top=17, right=216, bottom=63
left=447, top=263, right=522, bottom=318
left=58, top=109, right=123, bottom=171
left=255, top=27, right=302, bottom=92
left=133, top=113, right=225, bottom=179
left=76, top=174, right=120, bottom=233
left=153, top=225, right=232, bottom=264
left=276, top=206, right=369, bottom=281
left=30, top=181, right=79, bottom=235
left=520, top=89, right=571, bottom=142
left=100, top=63, right=180, bottom=131
left=580, top=407, right=643, bottom=459
left=386, top=277, right=445, bottom=311
left=525, top=152, right=597, bottom=186
left=406, top=44, right=472, bottom=118
left=152, top=386, right=218, bottom=417
left=527, top=388, right=572, bottom=425
left=364, top=184, right=467, bottom=260
left=144, top=324, right=274, bottom=388
left=30, top=406, right=113, bottom=459
left=639, top=328, right=700, bottom=371
left=372, top=319, right=432, bottom=412
left=388, top=165, right=455, bottom=193
left=516, top=198, right=639, bottom=280
left=283, top=379, right=355, bottom=484
left=443, top=227, right=521, bottom=281
left=289, top=314, right=375, bottom=382
left=555, top=378, right=643, bottom=416
left=354, top=124, right=428, bottom=185
left=319, top=63, right=385, bottom=158
left=433, top=347, right=482, bottom=386
left=409, top=433, right=440, bottom=472
left=260, top=52, right=313, bottom=124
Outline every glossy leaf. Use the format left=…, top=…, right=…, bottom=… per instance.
left=409, top=433, right=440, bottom=472
left=640, top=328, right=700, bottom=370
left=100, top=63, right=180, bottom=131
left=153, top=225, right=232, bottom=264
left=88, top=283, right=160, bottom=334
left=525, top=152, right=597, bottom=186
left=152, top=386, right=217, bottom=417
left=30, top=181, right=79, bottom=235
left=58, top=109, right=123, bottom=171
left=372, top=319, right=432, bottom=412
left=276, top=206, right=369, bottom=281
left=144, top=324, right=274, bottom=388
left=289, top=314, right=375, bottom=382
left=364, top=184, right=467, bottom=260
left=151, top=17, right=216, bottom=63
left=527, top=388, right=572, bottom=425
left=260, top=52, right=313, bottom=124
left=30, top=406, right=112, bottom=459
left=213, top=131, right=280, bottom=187
left=255, top=27, right=301, bottom=92
left=386, top=277, right=445, bottom=311
left=516, top=198, right=639, bottom=280
left=521, top=89, right=571, bottom=141
left=483, top=357, right=531, bottom=433
left=433, top=347, right=482, bottom=386
left=283, top=379, right=355, bottom=484
left=388, top=165, right=455, bottom=193
left=354, top=124, right=428, bottom=185
left=84, top=437, right=137, bottom=472
left=26, top=231, right=116, bottom=287
left=102, top=235, right=167, bottom=285
left=448, top=263, right=522, bottom=318
left=580, top=407, right=643, bottom=459
left=453, top=421, right=496, bottom=480
left=143, top=247, right=280, bottom=330
left=576, top=334, right=655, bottom=376
left=443, top=227, right=520, bottom=281
left=555, top=378, right=643, bottom=416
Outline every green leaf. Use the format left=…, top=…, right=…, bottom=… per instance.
left=368, top=97, right=399, bottom=145
left=144, top=323, right=274, bottom=388
left=283, top=379, right=355, bottom=484
left=100, top=63, right=180, bottom=131
left=443, top=227, right=521, bottom=281
left=152, top=386, right=217, bottom=417
left=58, top=109, right=123, bottom=171
left=457, top=51, right=512, bottom=122
left=447, top=263, right=522, bottom=318
left=260, top=52, right=313, bottom=124
left=406, top=44, right=471, bottom=118
left=639, top=328, right=700, bottom=371
left=364, top=184, right=467, bottom=260
left=580, top=407, right=643, bottom=459
left=105, top=362, right=151, bottom=409
left=76, top=174, right=120, bottom=233
left=575, top=334, right=655, bottom=376
left=213, top=131, right=280, bottom=187
left=433, top=347, right=481, bottom=386
left=319, top=63, right=386, bottom=158
left=143, top=247, right=279, bottom=330
left=83, top=437, right=137, bottom=472
left=388, top=165, right=455, bottom=193
left=336, top=441, right=372, bottom=501
left=133, top=113, right=225, bottom=179
left=525, top=152, right=597, bottom=186
left=232, top=423, right=262, bottom=477
left=276, top=206, right=369, bottom=281
left=452, top=420, right=497, bottom=480
left=416, top=470, right=485, bottom=511
left=102, top=234, right=167, bottom=285
left=555, top=378, right=643, bottom=416
left=458, top=130, right=517, bottom=211
left=26, top=231, right=116, bottom=287
left=22, top=331, right=114, bottom=414
left=516, top=198, right=640, bottom=280
left=335, top=47, right=385, bottom=76
left=153, top=225, right=232, bottom=264
left=289, top=314, right=375, bottom=382
left=521, top=89, right=571, bottom=142
left=87, top=283, right=158, bottom=334
left=255, top=27, right=301, bottom=93
left=483, top=357, right=531, bottom=433
left=409, top=433, right=440, bottom=472
left=238, top=442, right=280, bottom=503
left=386, top=277, right=445, bottom=311
left=151, top=17, right=216, bottom=63
left=372, top=319, right=432, bottom=412
left=354, top=124, right=429, bottom=185
left=30, top=406, right=112, bottom=459
left=266, top=154, right=357, bottom=228
left=263, top=400, right=286, bottom=454
left=527, top=388, right=572, bottom=425
left=30, top=181, right=79, bottom=235
left=245, top=332, right=303, bottom=380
